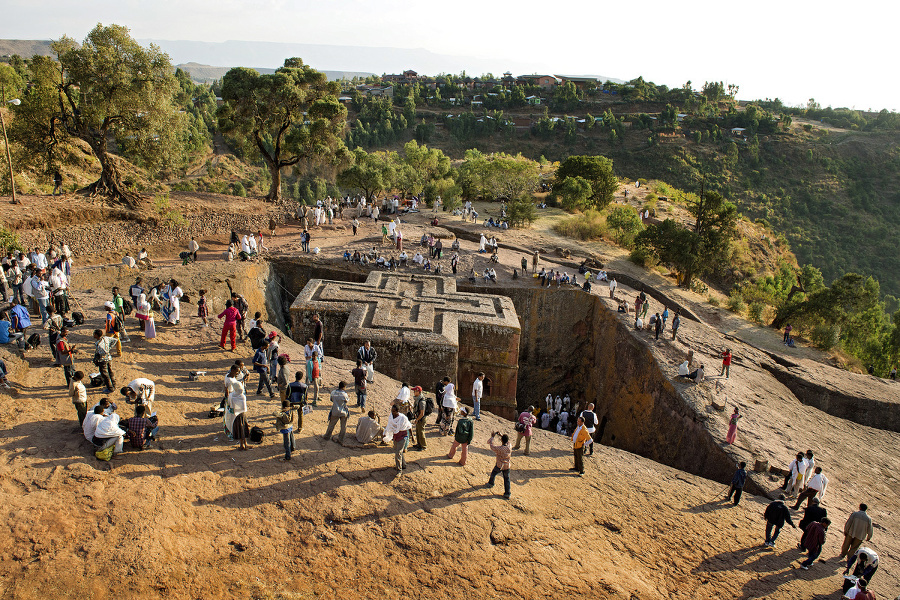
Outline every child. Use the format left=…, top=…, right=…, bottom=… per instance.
left=197, top=289, right=209, bottom=327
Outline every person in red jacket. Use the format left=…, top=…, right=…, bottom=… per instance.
left=720, top=348, right=733, bottom=378
left=799, top=517, right=831, bottom=570
left=217, top=299, right=240, bottom=351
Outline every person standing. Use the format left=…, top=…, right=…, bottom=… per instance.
left=273, top=400, right=295, bottom=461
left=654, top=312, right=662, bottom=340
left=725, top=407, right=741, bottom=445
left=726, top=461, right=747, bottom=505
left=357, top=340, right=376, bottom=383
left=312, top=313, right=324, bottom=358
left=521, top=256, right=528, bottom=275
left=92, top=329, right=116, bottom=393
left=513, top=406, right=537, bottom=455
left=383, top=404, right=412, bottom=471
left=167, top=279, right=183, bottom=326
left=411, top=386, right=427, bottom=451
left=798, top=497, right=827, bottom=537
left=763, top=494, right=795, bottom=548
left=53, top=170, right=63, bottom=196
left=69, top=370, right=88, bottom=426
left=799, top=518, right=831, bottom=570
left=350, top=359, right=368, bottom=409
left=225, top=364, right=249, bottom=449
left=217, top=300, right=240, bottom=351
left=253, top=340, right=275, bottom=397
left=351, top=217, right=359, bottom=236
left=323, top=381, right=351, bottom=444
left=56, top=327, right=76, bottom=387
left=440, top=376, right=457, bottom=435
left=579, top=403, right=598, bottom=456
left=784, top=323, right=793, bottom=344
left=792, top=467, right=829, bottom=510
left=188, top=237, right=199, bottom=262
left=839, top=504, right=874, bottom=560
left=570, top=416, right=591, bottom=476
left=447, top=408, right=474, bottom=466
left=472, top=372, right=484, bottom=421
left=671, top=312, right=681, bottom=340
left=720, top=348, right=733, bottom=378
left=304, top=338, right=322, bottom=405
left=531, top=251, right=539, bottom=275
left=486, top=431, right=512, bottom=498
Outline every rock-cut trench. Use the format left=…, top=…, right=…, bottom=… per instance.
left=265, top=257, right=755, bottom=493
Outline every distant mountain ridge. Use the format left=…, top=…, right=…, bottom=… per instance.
left=0, top=38, right=622, bottom=83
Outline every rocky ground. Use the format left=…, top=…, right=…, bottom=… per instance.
left=1, top=196, right=898, bottom=599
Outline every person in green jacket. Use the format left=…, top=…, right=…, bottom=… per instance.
left=447, top=408, right=474, bottom=466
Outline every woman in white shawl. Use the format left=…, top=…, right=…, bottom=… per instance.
left=224, top=364, right=249, bottom=449
left=240, top=235, right=251, bottom=255
left=479, top=234, right=487, bottom=252
left=167, top=279, right=183, bottom=325
left=135, top=292, right=150, bottom=332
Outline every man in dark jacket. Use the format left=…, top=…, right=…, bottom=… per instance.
left=798, top=497, right=827, bottom=548
left=447, top=408, right=474, bottom=466
left=726, top=462, right=747, bottom=505
left=763, top=494, right=795, bottom=548
left=799, top=518, right=831, bottom=570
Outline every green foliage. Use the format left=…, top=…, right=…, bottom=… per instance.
left=153, top=192, right=187, bottom=226
left=726, top=291, right=746, bottom=314
left=232, top=181, right=247, bottom=197
left=635, top=190, right=737, bottom=287
left=506, top=196, right=538, bottom=228
left=707, top=295, right=720, bottom=307
left=457, top=149, right=540, bottom=201
left=553, top=176, right=593, bottom=211
left=12, top=24, right=181, bottom=207
left=554, top=155, right=618, bottom=210
left=605, top=205, right=643, bottom=246
left=747, top=301, right=765, bottom=323
left=0, top=225, right=22, bottom=252
left=337, top=147, right=397, bottom=200
left=554, top=209, right=608, bottom=241
left=218, top=58, right=349, bottom=202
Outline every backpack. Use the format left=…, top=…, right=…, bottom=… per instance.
left=424, top=396, right=435, bottom=416
left=250, top=426, right=265, bottom=444
left=122, top=299, right=133, bottom=315
left=26, top=333, right=41, bottom=349
left=89, top=373, right=103, bottom=387
left=112, top=314, right=123, bottom=333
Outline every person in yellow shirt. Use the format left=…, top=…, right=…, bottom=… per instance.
left=570, top=416, right=592, bottom=476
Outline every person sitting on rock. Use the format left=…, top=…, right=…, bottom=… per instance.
left=451, top=239, right=460, bottom=251
left=678, top=364, right=705, bottom=384
left=343, top=250, right=352, bottom=261
left=468, top=268, right=477, bottom=284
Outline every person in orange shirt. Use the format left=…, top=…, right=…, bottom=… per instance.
left=570, top=416, right=592, bottom=476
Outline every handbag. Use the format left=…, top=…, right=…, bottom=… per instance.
left=514, top=422, right=526, bottom=433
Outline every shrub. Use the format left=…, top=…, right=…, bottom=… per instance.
left=810, top=323, right=840, bottom=351
left=0, top=226, right=22, bottom=252
left=747, top=301, right=765, bottom=323
left=232, top=182, right=247, bottom=197
left=708, top=295, right=720, bottom=307
left=554, top=209, right=607, bottom=241
left=629, top=246, right=655, bottom=267
left=726, top=291, right=746, bottom=314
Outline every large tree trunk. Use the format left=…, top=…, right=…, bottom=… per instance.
left=81, top=142, right=141, bottom=210
left=265, top=162, right=282, bottom=203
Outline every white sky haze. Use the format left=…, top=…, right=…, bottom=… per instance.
left=2, top=0, right=897, bottom=110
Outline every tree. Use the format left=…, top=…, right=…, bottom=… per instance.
left=218, top=57, right=348, bottom=202
left=0, top=64, right=24, bottom=200
left=394, top=140, right=452, bottom=198
left=702, top=81, right=725, bottom=103
left=12, top=24, right=180, bottom=208
left=457, top=150, right=540, bottom=201
left=506, top=196, right=538, bottom=228
left=553, top=176, right=592, bottom=211
left=337, top=147, right=397, bottom=200
left=554, top=155, right=618, bottom=210
left=606, top=205, right=643, bottom=246
left=635, top=189, right=737, bottom=287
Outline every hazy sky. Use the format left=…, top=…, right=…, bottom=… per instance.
left=2, top=0, right=897, bottom=111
